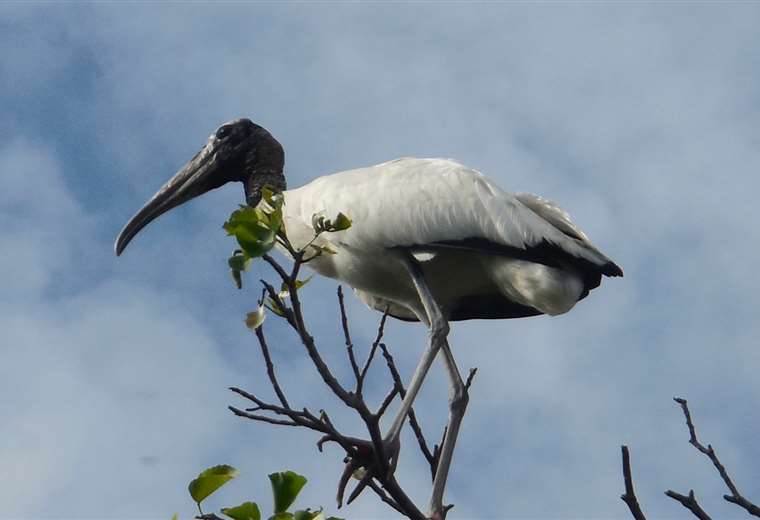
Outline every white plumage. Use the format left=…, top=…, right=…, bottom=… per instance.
left=283, top=157, right=619, bottom=320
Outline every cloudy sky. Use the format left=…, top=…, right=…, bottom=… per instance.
left=3, top=2, right=760, bottom=519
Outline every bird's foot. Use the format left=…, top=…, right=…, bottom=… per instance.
left=332, top=436, right=401, bottom=508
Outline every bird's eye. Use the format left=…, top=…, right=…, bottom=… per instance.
left=216, top=126, right=231, bottom=139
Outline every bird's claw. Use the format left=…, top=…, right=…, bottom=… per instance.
left=335, top=437, right=401, bottom=508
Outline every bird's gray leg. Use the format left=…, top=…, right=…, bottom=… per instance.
left=383, top=255, right=450, bottom=446
left=428, top=339, right=468, bottom=518
left=383, top=253, right=469, bottom=518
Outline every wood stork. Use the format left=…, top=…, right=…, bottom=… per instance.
left=115, top=118, right=622, bottom=516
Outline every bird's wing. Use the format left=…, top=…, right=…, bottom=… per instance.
left=514, top=192, right=589, bottom=242
left=284, top=158, right=621, bottom=276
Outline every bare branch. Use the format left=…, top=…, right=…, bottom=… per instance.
left=262, top=253, right=291, bottom=283
left=665, top=489, right=712, bottom=520
left=620, top=445, right=648, bottom=520
left=228, top=406, right=300, bottom=427
left=358, top=308, right=389, bottom=395
left=673, top=397, right=760, bottom=517
left=284, top=271, right=356, bottom=409
left=255, top=325, right=290, bottom=408
left=366, top=479, right=404, bottom=514
left=337, top=286, right=362, bottom=387
left=376, top=386, right=399, bottom=418
left=229, top=387, right=324, bottom=431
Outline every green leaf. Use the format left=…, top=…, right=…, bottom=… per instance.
left=228, top=251, right=248, bottom=272
left=328, top=213, right=352, bottom=232
left=245, top=307, right=266, bottom=331
left=268, top=514, right=293, bottom=520
left=278, top=275, right=313, bottom=299
left=261, top=186, right=284, bottom=209
left=294, top=275, right=314, bottom=290
left=228, top=250, right=250, bottom=289
left=264, top=298, right=287, bottom=317
left=269, top=471, right=307, bottom=513
left=224, top=207, right=278, bottom=258
left=188, top=465, right=239, bottom=505
left=261, top=186, right=276, bottom=206
left=221, top=501, right=261, bottom=520
left=171, top=514, right=178, bottom=520
left=268, top=205, right=284, bottom=235
left=294, top=509, right=329, bottom=520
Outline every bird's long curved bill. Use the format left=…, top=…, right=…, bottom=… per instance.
left=114, top=145, right=216, bottom=255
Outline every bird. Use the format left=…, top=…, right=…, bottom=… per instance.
left=115, top=117, right=622, bottom=516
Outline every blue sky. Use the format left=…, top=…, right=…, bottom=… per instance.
left=3, top=2, right=760, bottom=519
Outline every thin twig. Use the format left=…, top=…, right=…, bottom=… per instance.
left=432, top=426, right=448, bottom=479
left=665, top=489, right=712, bottom=520
left=620, top=445, right=648, bottom=520
left=674, top=397, right=760, bottom=517
left=366, top=479, right=404, bottom=514
left=377, top=386, right=399, bottom=418
left=285, top=271, right=356, bottom=408
left=255, top=326, right=290, bottom=408
left=228, top=406, right=300, bottom=426
left=358, top=308, right=389, bottom=395
left=262, top=253, right=291, bottom=283
left=337, top=286, right=362, bottom=387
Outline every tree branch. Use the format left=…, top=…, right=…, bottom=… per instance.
left=664, top=489, right=712, bottom=520
left=358, top=308, right=389, bottom=395
left=620, top=445, right=648, bottom=520
left=673, top=397, right=760, bottom=517
left=254, top=326, right=290, bottom=409
left=337, top=286, right=362, bottom=387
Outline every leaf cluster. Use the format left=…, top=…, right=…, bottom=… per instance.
left=224, top=188, right=284, bottom=289
left=179, top=465, right=342, bottom=520
left=223, top=187, right=351, bottom=292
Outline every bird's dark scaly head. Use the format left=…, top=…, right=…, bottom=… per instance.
left=114, top=118, right=284, bottom=255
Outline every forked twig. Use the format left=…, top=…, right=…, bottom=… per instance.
left=673, top=397, right=760, bottom=517
left=664, top=489, right=712, bottom=520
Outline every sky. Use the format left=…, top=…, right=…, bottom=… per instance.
left=2, top=2, right=760, bottom=519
